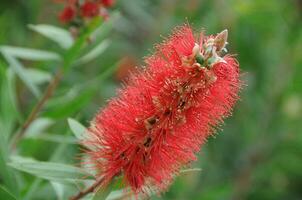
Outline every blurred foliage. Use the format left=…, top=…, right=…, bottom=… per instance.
left=0, top=0, right=302, bottom=199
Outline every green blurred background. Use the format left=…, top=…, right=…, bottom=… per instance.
left=0, top=0, right=302, bottom=199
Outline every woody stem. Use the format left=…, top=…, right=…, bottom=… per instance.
left=69, top=177, right=105, bottom=200
left=10, top=69, right=63, bottom=150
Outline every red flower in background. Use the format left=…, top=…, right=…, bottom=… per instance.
left=59, top=6, right=76, bottom=23
left=85, top=25, right=241, bottom=194
left=100, top=0, right=115, bottom=7
left=55, top=0, right=115, bottom=25
left=81, top=1, right=100, bottom=18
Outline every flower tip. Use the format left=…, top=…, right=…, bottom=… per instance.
left=218, top=29, right=228, bottom=40
left=215, top=29, right=228, bottom=51
left=220, top=29, right=228, bottom=36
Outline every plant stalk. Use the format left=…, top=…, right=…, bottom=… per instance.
left=69, top=177, right=105, bottom=200
left=10, top=69, right=63, bottom=150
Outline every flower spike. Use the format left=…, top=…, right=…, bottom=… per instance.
left=84, top=24, right=242, bottom=196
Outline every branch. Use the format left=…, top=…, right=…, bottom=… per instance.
left=69, top=177, right=105, bottom=200
left=10, top=69, right=63, bottom=150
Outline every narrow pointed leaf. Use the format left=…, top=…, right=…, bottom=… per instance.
left=28, top=24, right=74, bottom=49
left=0, top=46, right=61, bottom=61
left=26, top=134, right=77, bottom=144
left=8, top=156, right=93, bottom=182
left=1, top=53, right=40, bottom=97
left=67, top=118, right=86, bottom=141
left=0, top=67, right=19, bottom=196
left=50, top=181, right=64, bottom=200
left=24, top=68, right=52, bottom=85
left=77, top=40, right=110, bottom=65
left=0, top=67, right=20, bottom=136
left=24, top=118, right=54, bottom=137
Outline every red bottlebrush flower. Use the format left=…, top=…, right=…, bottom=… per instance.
left=100, top=0, right=115, bottom=7
left=81, top=1, right=100, bottom=18
left=85, top=25, right=241, bottom=194
left=59, top=6, right=76, bottom=23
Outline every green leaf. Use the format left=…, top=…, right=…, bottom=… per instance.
left=44, top=87, right=96, bottom=118
left=8, top=156, right=93, bottom=183
left=28, top=24, right=74, bottom=49
left=50, top=181, right=64, bottom=200
left=23, top=144, right=69, bottom=200
left=67, top=118, right=86, bottom=141
left=0, top=46, right=59, bottom=98
left=0, top=66, right=20, bottom=136
left=24, top=68, right=52, bottom=85
left=26, top=134, right=77, bottom=144
left=0, top=185, right=17, bottom=200
left=22, top=179, right=42, bottom=200
left=0, top=66, right=19, bottom=197
left=76, top=40, right=111, bottom=65
left=63, top=17, right=103, bottom=70
left=0, top=46, right=61, bottom=61
left=0, top=154, right=18, bottom=198
left=22, top=118, right=77, bottom=144
left=23, top=118, right=54, bottom=137
left=1, top=53, right=40, bottom=97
